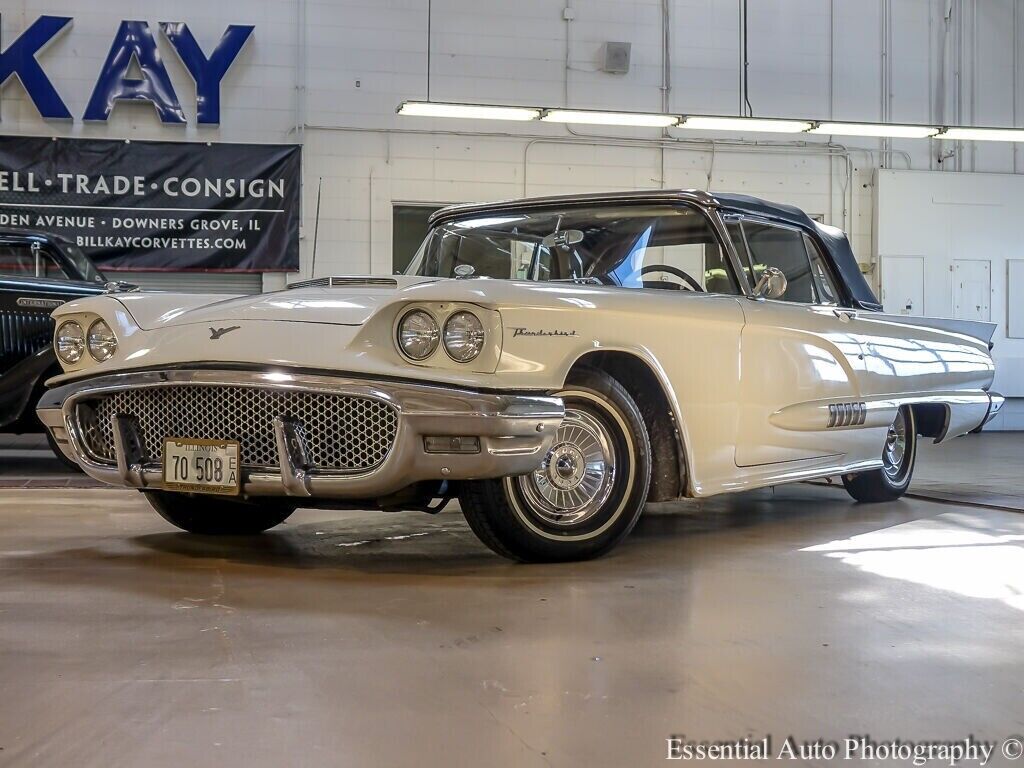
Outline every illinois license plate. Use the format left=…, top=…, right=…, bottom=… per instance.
left=162, top=439, right=241, bottom=495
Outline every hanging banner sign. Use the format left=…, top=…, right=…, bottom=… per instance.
left=0, top=136, right=299, bottom=271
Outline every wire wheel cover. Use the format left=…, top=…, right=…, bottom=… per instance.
left=516, top=406, right=617, bottom=526
left=882, top=408, right=909, bottom=482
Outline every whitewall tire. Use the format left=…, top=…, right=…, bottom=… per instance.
left=458, top=368, right=651, bottom=562
left=842, top=405, right=917, bottom=503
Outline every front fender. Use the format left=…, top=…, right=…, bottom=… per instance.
left=495, top=293, right=747, bottom=497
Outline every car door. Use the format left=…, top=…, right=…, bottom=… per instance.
left=731, top=218, right=870, bottom=467
left=0, top=243, right=64, bottom=374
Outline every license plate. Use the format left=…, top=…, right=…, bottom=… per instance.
left=162, top=439, right=241, bottom=495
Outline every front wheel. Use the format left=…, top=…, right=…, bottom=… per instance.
left=459, top=368, right=651, bottom=562
left=144, top=491, right=296, bottom=534
left=842, top=405, right=917, bottom=503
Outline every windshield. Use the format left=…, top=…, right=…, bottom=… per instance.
left=62, top=243, right=105, bottom=283
left=405, top=203, right=739, bottom=294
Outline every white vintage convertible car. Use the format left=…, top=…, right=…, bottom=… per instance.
left=37, top=190, right=1002, bottom=561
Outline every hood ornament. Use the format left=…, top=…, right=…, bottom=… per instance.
left=103, top=281, right=140, bottom=294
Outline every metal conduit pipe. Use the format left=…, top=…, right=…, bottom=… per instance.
left=1015, top=0, right=1020, bottom=174
left=298, top=123, right=916, bottom=252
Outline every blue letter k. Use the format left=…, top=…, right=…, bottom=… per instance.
left=0, top=15, right=72, bottom=119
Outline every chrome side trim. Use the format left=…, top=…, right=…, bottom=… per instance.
left=826, top=401, right=867, bottom=428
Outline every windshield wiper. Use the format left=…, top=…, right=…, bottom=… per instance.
left=549, top=276, right=602, bottom=285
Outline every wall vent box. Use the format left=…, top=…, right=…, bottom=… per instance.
left=602, top=42, right=631, bottom=74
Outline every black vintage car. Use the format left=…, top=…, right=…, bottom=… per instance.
left=0, top=230, right=107, bottom=464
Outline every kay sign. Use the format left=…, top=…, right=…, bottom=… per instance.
left=0, top=16, right=253, bottom=124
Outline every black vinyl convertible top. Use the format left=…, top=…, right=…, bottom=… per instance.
left=712, top=193, right=881, bottom=311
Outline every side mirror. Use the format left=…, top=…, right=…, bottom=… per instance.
left=751, top=266, right=787, bottom=300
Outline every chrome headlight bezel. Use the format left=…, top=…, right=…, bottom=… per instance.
left=396, top=309, right=441, bottom=361
left=442, top=310, right=485, bottom=363
left=86, top=319, right=118, bottom=362
left=55, top=320, right=86, bottom=364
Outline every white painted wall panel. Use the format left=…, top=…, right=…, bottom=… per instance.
left=0, top=0, right=1018, bottom=319
left=1008, top=261, right=1024, bottom=339
left=876, top=169, right=1024, bottom=398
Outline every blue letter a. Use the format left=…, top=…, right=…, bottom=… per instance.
left=162, top=23, right=253, bottom=125
left=0, top=16, right=72, bottom=119
left=84, top=20, right=185, bottom=123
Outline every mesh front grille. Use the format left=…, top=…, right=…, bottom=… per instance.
left=76, top=385, right=398, bottom=472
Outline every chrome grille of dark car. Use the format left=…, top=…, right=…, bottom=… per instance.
left=76, top=385, right=398, bottom=472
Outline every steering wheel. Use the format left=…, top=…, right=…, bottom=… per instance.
left=639, top=264, right=704, bottom=292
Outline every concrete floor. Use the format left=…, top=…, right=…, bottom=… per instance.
left=1, top=436, right=1023, bottom=766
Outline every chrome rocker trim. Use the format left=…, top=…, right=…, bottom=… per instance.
left=37, top=369, right=565, bottom=501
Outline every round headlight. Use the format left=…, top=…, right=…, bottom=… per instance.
left=55, top=321, right=85, bottom=364
left=443, top=311, right=485, bottom=362
left=87, top=319, right=118, bottom=361
left=397, top=309, right=440, bottom=360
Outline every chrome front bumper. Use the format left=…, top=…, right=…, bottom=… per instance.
left=36, top=369, right=564, bottom=500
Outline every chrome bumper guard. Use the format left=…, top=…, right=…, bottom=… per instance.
left=36, top=369, right=564, bottom=500
left=983, top=391, right=1005, bottom=426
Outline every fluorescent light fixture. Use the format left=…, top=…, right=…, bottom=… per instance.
left=679, top=116, right=813, bottom=133
left=395, top=101, right=1024, bottom=144
left=810, top=121, right=940, bottom=138
left=541, top=109, right=678, bottom=127
left=397, top=101, right=540, bottom=121
left=939, top=127, right=1024, bottom=142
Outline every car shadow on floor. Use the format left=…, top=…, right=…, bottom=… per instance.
left=5, top=483, right=935, bottom=628
left=122, top=483, right=889, bottom=576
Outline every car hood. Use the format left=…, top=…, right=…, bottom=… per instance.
left=110, top=275, right=446, bottom=330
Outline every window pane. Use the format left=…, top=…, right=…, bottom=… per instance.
left=0, top=246, right=69, bottom=279
left=0, top=246, right=35, bottom=277
left=725, top=221, right=754, bottom=288
left=40, top=252, right=67, bottom=279
left=804, top=233, right=839, bottom=305
left=393, top=205, right=445, bottom=273
left=742, top=222, right=816, bottom=303
left=408, top=204, right=741, bottom=295
left=613, top=210, right=739, bottom=294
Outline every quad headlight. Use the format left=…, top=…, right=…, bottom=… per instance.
left=443, top=311, right=485, bottom=362
left=397, top=309, right=440, bottom=360
left=55, top=321, right=86, bottom=364
left=87, top=319, right=118, bottom=361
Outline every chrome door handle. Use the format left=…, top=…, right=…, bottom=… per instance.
left=832, top=308, right=857, bottom=322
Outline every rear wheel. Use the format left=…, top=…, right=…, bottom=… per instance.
left=459, top=368, right=651, bottom=562
left=842, top=405, right=917, bottom=503
left=144, top=491, right=296, bottom=534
